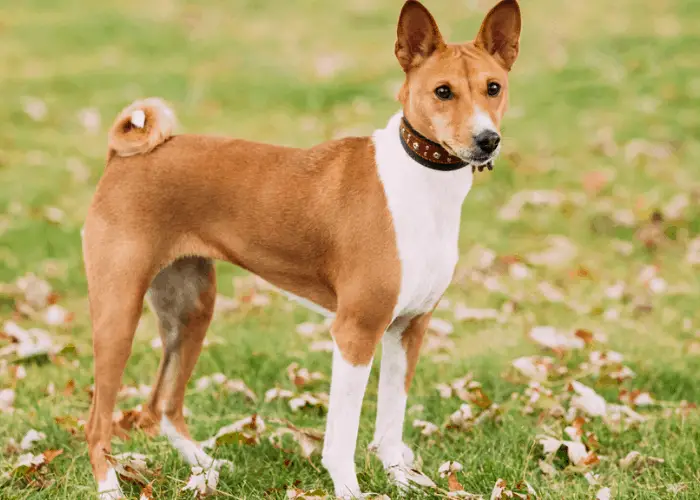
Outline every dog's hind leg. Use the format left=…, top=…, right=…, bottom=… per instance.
left=85, top=237, right=155, bottom=500
left=146, top=257, right=230, bottom=472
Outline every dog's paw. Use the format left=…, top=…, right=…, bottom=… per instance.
left=368, top=441, right=415, bottom=469
left=97, top=468, right=125, bottom=499
left=98, top=492, right=125, bottom=500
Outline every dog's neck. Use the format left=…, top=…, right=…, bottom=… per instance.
left=373, top=111, right=474, bottom=207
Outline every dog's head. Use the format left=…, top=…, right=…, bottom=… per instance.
left=395, top=0, right=521, bottom=167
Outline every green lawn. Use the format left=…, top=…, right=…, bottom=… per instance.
left=1, top=0, right=699, bottom=498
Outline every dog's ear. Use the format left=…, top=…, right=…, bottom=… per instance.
left=395, top=0, right=446, bottom=72
left=474, top=0, right=521, bottom=71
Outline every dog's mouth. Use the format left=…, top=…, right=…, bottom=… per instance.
left=441, top=142, right=499, bottom=172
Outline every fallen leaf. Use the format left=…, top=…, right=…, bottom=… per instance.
left=286, top=488, right=328, bottom=499
left=529, top=326, right=585, bottom=351
left=413, top=419, right=440, bottom=436
left=596, top=487, right=611, bottom=500
left=268, top=420, right=323, bottom=459
left=511, top=356, right=553, bottom=382
left=182, top=466, right=219, bottom=497
left=526, top=236, right=578, bottom=269
left=619, top=450, right=664, bottom=472
left=224, top=379, right=258, bottom=402
left=265, top=387, right=295, bottom=402
left=139, top=483, right=154, bottom=500
left=42, top=304, right=72, bottom=326
left=20, top=429, right=46, bottom=450
left=438, top=461, right=464, bottom=492
left=287, top=362, right=325, bottom=387
left=453, top=305, right=500, bottom=322
left=111, top=452, right=151, bottom=485
left=570, top=381, right=607, bottom=417
left=499, top=190, right=566, bottom=221
left=490, top=478, right=508, bottom=500
left=201, top=414, right=266, bottom=449
left=1, top=388, right=16, bottom=414
left=289, top=392, right=328, bottom=412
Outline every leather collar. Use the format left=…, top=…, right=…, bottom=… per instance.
left=399, top=117, right=492, bottom=173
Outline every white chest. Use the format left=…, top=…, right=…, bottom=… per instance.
left=373, top=112, right=473, bottom=318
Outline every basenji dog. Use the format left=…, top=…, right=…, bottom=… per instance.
left=83, top=0, right=521, bottom=497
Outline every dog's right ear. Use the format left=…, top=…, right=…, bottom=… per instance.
left=395, top=0, right=446, bottom=72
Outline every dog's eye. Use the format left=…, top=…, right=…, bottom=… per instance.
left=435, top=85, right=453, bottom=101
left=487, top=82, right=501, bottom=97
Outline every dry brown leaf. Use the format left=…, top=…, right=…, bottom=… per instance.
left=413, top=419, right=440, bottom=436
left=438, top=461, right=464, bottom=492
left=200, top=414, right=266, bottom=449
left=287, top=362, right=325, bottom=387
left=268, top=419, right=323, bottom=459
left=139, top=483, right=154, bottom=500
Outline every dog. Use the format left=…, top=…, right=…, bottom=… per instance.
left=83, top=0, right=521, bottom=497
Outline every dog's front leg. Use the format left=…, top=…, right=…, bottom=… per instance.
left=322, top=313, right=388, bottom=498
left=370, top=314, right=430, bottom=489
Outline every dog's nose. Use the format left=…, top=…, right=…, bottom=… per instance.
left=474, top=131, right=501, bottom=154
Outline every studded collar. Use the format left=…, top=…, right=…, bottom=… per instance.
left=398, top=117, right=493, bottom=173
left=399, top=117, right=468, bottom=172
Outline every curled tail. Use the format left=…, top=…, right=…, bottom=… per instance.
left=107, top=97, right=177, bottom=158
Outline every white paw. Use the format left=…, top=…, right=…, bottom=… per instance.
left=97, top=468, right=125, bottom=499
left=335, top=489, right=368, bottom=499
left=368, top=441, right=415, bottom=469
left=98, top=492, right=125, bottom=500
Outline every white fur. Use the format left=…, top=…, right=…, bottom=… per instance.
left=161, top=415, right=231, bottom=471
left=130, top=109, right=145, bottom=128
left=471, top=106, right=497, bottom=135
left=374, top=111, right=472, bottom=319
left=97, top=468, right=124, bottom=500
left=322, top=343, right=373, bottom=498
left=370, top=320, right=415, bottom=488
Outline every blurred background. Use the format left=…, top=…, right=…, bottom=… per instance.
left=1, top=0, right=699, bottom=498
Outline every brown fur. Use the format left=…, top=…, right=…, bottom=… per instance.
left=84, top=0, right=521, bottom=488
left=84, top=130, right=401, bottom=481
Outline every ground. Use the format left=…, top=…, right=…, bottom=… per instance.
left=1, top=0, right=699, bottom=498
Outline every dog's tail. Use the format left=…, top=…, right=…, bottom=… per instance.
left=107, top=97, right=177, bottom=158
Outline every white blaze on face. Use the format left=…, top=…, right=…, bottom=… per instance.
left=471, top=106, right=497, bottom=136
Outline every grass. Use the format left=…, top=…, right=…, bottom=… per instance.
left=1, top=0, right=700, bottom=498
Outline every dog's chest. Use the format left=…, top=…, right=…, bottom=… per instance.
left=373, top=114, right=473, bottom=318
